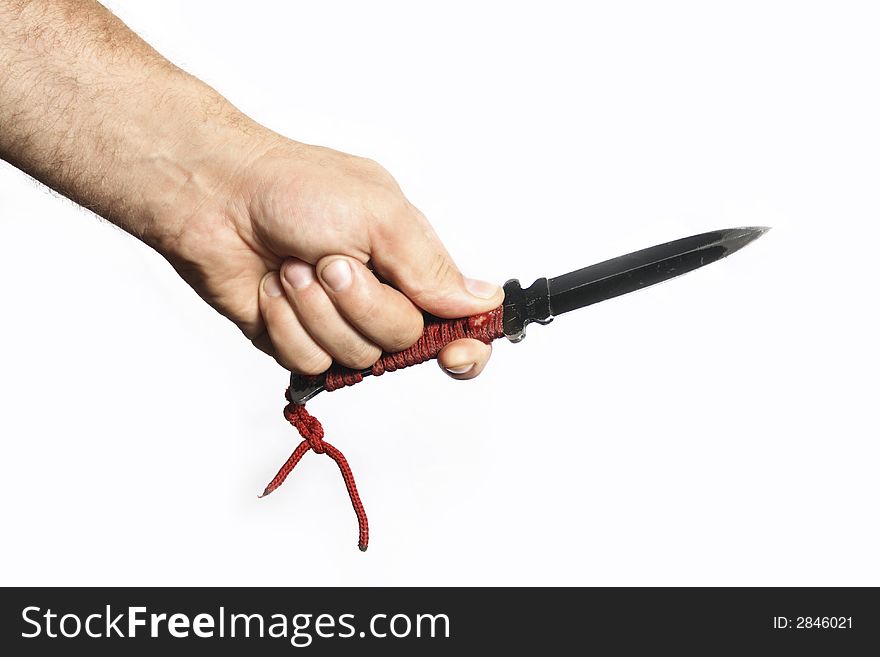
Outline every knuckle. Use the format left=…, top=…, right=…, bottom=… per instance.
left=403, top=254, right=460, bottom=309
left=430, top=253, right=458, bottom=285
left=290, top=348, right=332, bottom=376
left=357, top=156, right=384, bottom=174
left=345, top=295, right=379, bottom=327
left=337, top=340, right=381, bottom=370
left=384, top=318, right=424, bottom=353
left=357, top=157, right=395, bottom=185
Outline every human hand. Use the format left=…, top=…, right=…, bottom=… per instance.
left=158, top=134, right=503, bottom=379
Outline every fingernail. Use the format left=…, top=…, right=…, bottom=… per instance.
left=263, top=272, right=283, bottom=297
left=444, top=363, right=474, bottom=375
left=321, top=259, right=353, bottom=292
left=464, top=277, right=499, bottom=299
left=284, top=260, right=315, bottom=290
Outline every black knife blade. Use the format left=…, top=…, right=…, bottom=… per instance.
left=502, top=226, right=768, bottom=341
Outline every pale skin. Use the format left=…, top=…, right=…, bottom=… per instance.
left=0, top=1, right=503, bottom=379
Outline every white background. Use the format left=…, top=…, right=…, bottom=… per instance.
left=1, top=1, right=878, bottom=586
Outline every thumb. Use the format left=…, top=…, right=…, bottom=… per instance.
left=369, top=209, right=503, bottom=318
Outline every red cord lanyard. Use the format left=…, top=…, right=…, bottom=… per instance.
left=259, top=306, right=505, bottom=551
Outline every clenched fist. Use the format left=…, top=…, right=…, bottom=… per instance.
left=166, top=139, right=503, bottom=378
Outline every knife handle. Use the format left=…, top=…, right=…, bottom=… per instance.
left=289, top=305, right=505, bottom=403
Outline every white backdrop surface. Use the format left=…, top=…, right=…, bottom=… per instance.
left=1, top=1, right=877, bottom=585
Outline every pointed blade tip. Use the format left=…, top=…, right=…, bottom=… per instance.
left=728, top=225, right=771, bottom=237
left=718, top=225, right=771, bottom=256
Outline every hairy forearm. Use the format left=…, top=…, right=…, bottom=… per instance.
left=0, top=0, right=268, bottom=250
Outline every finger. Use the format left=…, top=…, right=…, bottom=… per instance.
left=368, top=206, right=504, bottom=318
left=280, top=258, right=382, bottom=370
left=258, top=271, right=332, bottom=374
left=251, top=331, right=275, bottom=358
left=437, top=339, right=492, bottom=380
left=315, top=255, right=423, bottom=353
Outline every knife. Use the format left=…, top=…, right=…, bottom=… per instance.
left=288, top=226, right=768, bottom=404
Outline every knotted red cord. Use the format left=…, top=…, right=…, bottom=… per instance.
left=260, top=305, right=505, bottom=551
left=260, top=397, right=369, bottom=551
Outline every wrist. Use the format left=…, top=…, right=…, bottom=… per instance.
left=117, top=72, right=274, bottom=258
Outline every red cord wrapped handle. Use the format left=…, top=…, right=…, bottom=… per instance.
left=290, top=305, right=506, bottom=400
